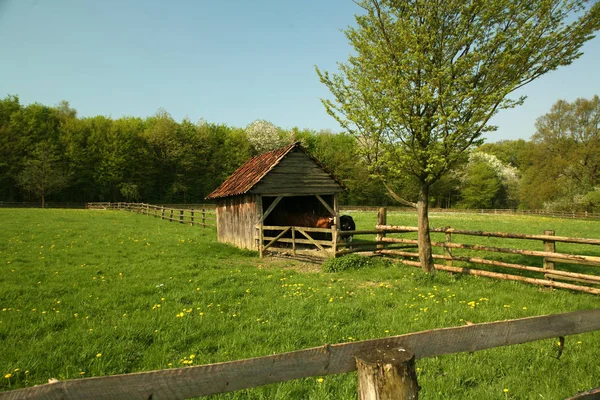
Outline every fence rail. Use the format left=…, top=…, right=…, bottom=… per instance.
left=339, top=206, right=600, bottom=220
left=336, top=208, right=600, bottom=295
left=2, top=308, right=599, bottom=400
left=86, top=202, right=216, bottom=227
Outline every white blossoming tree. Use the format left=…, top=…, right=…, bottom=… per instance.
left=245, top=119, right=286, bottom=154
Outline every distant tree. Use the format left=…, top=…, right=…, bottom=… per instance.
left=523, top=95, right=600, bottom=210
left=120, top=182, right=140, bottom=202
left=458, top=159, right=502, bottom=209
left=17, top=142, right=69, bottom=207
left=317, top=0, right=600, bottom=273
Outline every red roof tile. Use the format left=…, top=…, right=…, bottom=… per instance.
left=205, top=142, right=344, bottom=199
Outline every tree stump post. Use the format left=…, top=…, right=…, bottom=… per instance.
left=543, top=230, right=556, bottom=279
left=445, top=227, right=453, bottom=266
left=355, top=346, right=419, bottom=400
left=377, top=208, right=387, bottom=251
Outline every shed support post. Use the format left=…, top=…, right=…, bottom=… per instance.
left=355, top=346, right=419, bottom=400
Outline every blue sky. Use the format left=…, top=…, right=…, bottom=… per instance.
left=1, top=0, right=599, bottom=142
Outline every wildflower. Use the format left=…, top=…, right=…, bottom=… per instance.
left=503, top=388, right=509, bottom=393
left=316, top=378, right=324, bottom=383
left=522, top=307, right=527, bottom=310
left=4, top=373, right=12, bottom=379
left=96, top=353, right=102, bottom=358
left=79, top=372, right=85, bottom=375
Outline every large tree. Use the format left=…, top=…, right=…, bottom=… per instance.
left=317, top=0, right=600, bottom=273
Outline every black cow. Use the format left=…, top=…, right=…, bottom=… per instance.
left=339, top=215, right=356, bottom=244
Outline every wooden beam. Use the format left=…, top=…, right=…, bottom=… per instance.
left=380, top=237, right=600, bottom=267
left=4, top=309, right=600, bottom=400
left=380, top=250, right=600, bottom=283
left=376, top=225, right=600, bottom=246
left=315, top=194, right=336, bottom=216
left=397, top=259, right=600, bottom=295
left=296, top=228, right=331, bottom=256
left=258, top=196, right=282, bottom=224
left=262, top=227, right=291, bottom=251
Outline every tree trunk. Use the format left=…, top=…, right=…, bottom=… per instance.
left=417, top=182, right=434, bottom=273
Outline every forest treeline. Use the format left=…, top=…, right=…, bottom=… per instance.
left=1, top=95, right=599, bottom=211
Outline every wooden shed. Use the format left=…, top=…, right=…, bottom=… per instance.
left=205, top=142, right=345, bottom=257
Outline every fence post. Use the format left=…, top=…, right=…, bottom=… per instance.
left=169, top=209, right=173, bottom=222
left=377, top=208, right=387, bottom=251
left=146, top=204, right=149, bottom=216
left=543, top=230, right=556, bottom=279
left=292, top=227, right=296, bottom=256
left=445, top=227, right=453, bottom=266
left=190, top=209, right=195, bottom=226
left=202, top=208, right=206, bottom=228
left=179, top=210, right=184, bottom=224
left=161, top=206, right=165, bottom=220
left=355, top=347, right=419, bottom=400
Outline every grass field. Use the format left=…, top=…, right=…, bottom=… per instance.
left=1, top=208, right=599, bottom=399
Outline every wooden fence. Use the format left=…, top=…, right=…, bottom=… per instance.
left=2, top=308, right=599, bottom=399
left=86, top=202, right=216, bottom=227
left=339, top=206, right=600, bottom=220
left=336, top=208, right=600, bottom=295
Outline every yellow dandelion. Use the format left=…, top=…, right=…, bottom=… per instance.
left=96, top=353, right=102, bottom=358
left=316, top=378, right=324, bottom=383
left=503, top=388, right=509, bottom=393
left=4, top=373, right=12, bottom=379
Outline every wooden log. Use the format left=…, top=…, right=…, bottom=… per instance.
left=262, top=225, right=333, bottom=233
left=376, top=225, right=600, bottom=246
left=567, top=386, right=600, bottom=400
left=3, top=309, right=600, bottom=400
left=398, top=259, right=600, bottom=295
left=338, top=229, right=386, bottom=236
left=543, top=230, right=556, bottom=279
left=379, top=250, right=600, bottom=284
left=262, top=237, right=334, bottom=247
left=377, top=208, right=387, bottom=251
left=380, top=237, right=600, bottom=267
left=356, top=347, right=418, bottom=400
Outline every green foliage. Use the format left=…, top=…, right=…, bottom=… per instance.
left=17, top=141, right=69, bottom=207
left=317, top=0, right=600, bottom=191
left=521, top=96, right=600, bottom=211
left=322, top=254, right=392, bottom=272
left=458, top=161, right=502, bottom=209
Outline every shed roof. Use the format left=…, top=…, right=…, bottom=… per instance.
left=205, top=142, right=345, bottom=199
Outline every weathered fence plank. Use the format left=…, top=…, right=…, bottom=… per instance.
left=376, top=225, right=600, bottom=246
left=3, top=309, right=599, bottom=400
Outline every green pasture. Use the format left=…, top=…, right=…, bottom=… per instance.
left=1, top=209, right=599, bottom=399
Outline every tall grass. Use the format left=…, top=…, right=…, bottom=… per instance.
left=1, top=209, right=599, bottom=399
